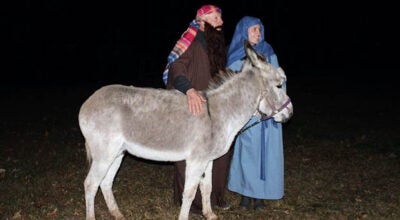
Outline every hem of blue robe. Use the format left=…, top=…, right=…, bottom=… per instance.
left=228, top=187, right=284, bottom=200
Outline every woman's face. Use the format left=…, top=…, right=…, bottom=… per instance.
left=247, top=24, right=261, bottom=46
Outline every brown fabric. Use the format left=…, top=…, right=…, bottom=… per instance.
left=173, top=149, right=233, bottom=209
left=166, top=40, right=211, bottom=90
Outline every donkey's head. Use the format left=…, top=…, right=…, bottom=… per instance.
left=244, top=41, right=293, bottom=122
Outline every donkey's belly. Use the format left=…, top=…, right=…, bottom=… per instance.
left=123, top=142, right=187, bottom=162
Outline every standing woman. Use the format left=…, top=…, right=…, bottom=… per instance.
left=227, top=16, right=286, bottom=210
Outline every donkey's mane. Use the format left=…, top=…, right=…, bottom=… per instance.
left=207, top=57, right=257, bottom=92
left=207, top=68, right=236, bottom=90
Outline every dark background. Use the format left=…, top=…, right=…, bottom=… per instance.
left=2, top=0, right=398, bottom=88
left=1, top=2, right=399, bottom=218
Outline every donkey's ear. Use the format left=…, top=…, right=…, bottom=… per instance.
left=241, top=58, right=253, bottom=73
left=244, top=40, right=266, bottom=68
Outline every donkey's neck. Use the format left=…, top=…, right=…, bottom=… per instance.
left=206, top=71, right=262, bottom=152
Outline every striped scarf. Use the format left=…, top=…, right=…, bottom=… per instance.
left=162, top=5, right=221, bottom=85
left=162, top=20, right=200, bottom=85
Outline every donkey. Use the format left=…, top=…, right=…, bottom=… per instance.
left=78, top=41, right=293, bottom=220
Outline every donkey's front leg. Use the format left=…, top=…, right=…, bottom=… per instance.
left=178, top=160, right=210, bottom=220
left=199, top=161, right=218, bottom=220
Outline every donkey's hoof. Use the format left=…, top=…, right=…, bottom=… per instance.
left=111, top=211, right=126, bottom=220
left=204, top=212, right=218, bottom=220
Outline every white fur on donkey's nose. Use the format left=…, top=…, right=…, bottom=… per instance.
left=273, top=102, right=293, bottom=123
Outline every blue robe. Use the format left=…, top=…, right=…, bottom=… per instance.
left=228, top=111, right=284, bottom=199
left=228, top=59, right=284, bottom=200
left=227, top=17, right=285, bottom=198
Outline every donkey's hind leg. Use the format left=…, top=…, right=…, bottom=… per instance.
left=84, top=137, right=124, bottom=220
left=84, top=159, right=114, bottom=220
left=100, top=153, right=125, bottom=219
left=199, top=161, right=217, bottom=220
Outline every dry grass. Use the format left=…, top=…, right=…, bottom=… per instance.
left=1, top=75, right=399, bottom=219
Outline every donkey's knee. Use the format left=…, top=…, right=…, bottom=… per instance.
left=182, top=186, right=197, bottom=199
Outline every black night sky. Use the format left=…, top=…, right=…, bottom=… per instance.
left=3, top=0, right=398, bottom=88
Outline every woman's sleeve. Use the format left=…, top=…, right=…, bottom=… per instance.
left=228, top=59, right=244, bottom=72
left=269, top=53, right=280, bottom=68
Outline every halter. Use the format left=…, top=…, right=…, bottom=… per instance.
left=238, top=97, right=291, bottom=134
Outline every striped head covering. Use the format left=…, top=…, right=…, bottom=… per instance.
left=162, top=5, right=222, bottom=85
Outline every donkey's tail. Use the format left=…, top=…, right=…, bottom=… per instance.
left=84, top=141, right=92, bottom=167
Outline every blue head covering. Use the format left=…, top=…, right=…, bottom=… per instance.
left=227, top=16, right=277, bottom=67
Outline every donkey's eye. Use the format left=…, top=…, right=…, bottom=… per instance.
left=277, top=84, right=282, bottom=89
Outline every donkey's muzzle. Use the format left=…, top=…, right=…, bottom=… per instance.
left=272, top=100, right=293, bottom=123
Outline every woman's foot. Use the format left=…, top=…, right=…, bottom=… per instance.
left=254, top=199, right=266, bottom=210
left=239, top=196, right=252, bottom=210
